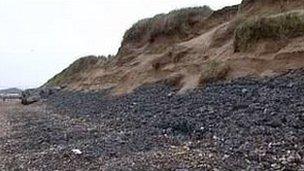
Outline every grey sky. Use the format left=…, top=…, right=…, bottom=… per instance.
left=0, top=0, right=241, bottom=89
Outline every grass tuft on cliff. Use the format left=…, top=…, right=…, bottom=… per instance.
left=122, top=6, right=213, bottom=45
left=46, top=56, right=108, bottom=86
left=234, top=10, right=304, bottom=52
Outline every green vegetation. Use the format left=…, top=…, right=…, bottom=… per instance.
left=122, top=6, right=213, bottom=44
left=234, top=10, right=304, bottom=52
left=47, top=56, right=108, bottom=86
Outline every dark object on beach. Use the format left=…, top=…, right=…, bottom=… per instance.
left=21, top=87, right=61, bottom=105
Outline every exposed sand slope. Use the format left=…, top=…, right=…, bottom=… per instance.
left=46, top=0, right=304, bottom=95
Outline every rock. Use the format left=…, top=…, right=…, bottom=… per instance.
left=271, top=163, right=281, bottom=169
left=21, top=87, right=61, bottom=105
left=175, top=169, right=189, bottom=171
left=41, top=69, right=304, bottom=170
left=21, top=89, right=41, bottom=105
left=286, top=152, right=302, bottom=163
left=242, top=88, right=248, bottom=94
left=287, top=83, right=295, bottom=88
left=267, top=119, right=282, bottom=128
left=222, top=154, right=230, bottom=160
left=39, top=87, right=62, bottom=98
left=168, top=92, right=175, bottom=97
left=26, top=95, right=41, bottom=104
left=72, top=149, right=82, bottom=155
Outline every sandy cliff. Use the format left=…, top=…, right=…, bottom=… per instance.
left=46, top=0, right=304, bottom=94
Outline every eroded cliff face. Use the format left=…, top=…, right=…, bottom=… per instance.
left=240, top=0, right=304, bottom=14
left=47, top=0, right=304, bottom=94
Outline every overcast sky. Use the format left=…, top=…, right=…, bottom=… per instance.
left=0, top=0, right=241, bottom=89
